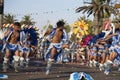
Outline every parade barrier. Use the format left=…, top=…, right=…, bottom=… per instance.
left=69, top=72, right=94, bottom=80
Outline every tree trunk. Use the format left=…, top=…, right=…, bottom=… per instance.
left=92, top=14, right=103, bottom=35
left=92, top=14, right=99, bottom=35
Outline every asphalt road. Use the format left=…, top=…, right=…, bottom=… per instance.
left=0, top=59, right=120, bottom=80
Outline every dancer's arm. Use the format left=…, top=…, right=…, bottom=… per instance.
left=44, top=29, right=52, bottom=36
left=4, top=29, right=11, bottom=38
left=105, top=33, right=117, bottom=41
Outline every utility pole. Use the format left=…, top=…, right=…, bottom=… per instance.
left=0, top=0, right=4, bottom=30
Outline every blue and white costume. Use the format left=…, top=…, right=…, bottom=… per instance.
left=19, top=43, right=30, bottom=54
left=4, top=28, right=19, bottom=52
left=19, top=30, right=30, bottom=54
left=114, top=31, right=120, bottom=61
left=109, top=35, right=118, bottom=53
left=91, top=46, right=97, bottom=57
left=114, top=45, right=120, bottom=61
left=104, top=44, right=110, bottom=56
left=23, top=27, right=38, bottom=46
left=45, top=43, right=63, bottom=61
left=6, top=43, right=18, bottom=52
left=45, top=28, right=68, bottom=62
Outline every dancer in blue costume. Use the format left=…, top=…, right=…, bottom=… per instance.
left=23, top=24, right=38, bottom=47
left=19, top=24, right=38, bottom=67
left=19, top=27, right=31, bottom=68
left=45, top=21, right=69, bottom=75
left=2, top=22, right=21, bottom=72
left=104, top=28, right=120, bottom=75
left=0, top=30, right=8, bottom=79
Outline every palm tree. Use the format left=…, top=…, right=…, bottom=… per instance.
left=4, top=13, right=17, bottom=24
left=21, top=15, right=35, bottom=25
left=76, top=0, right=118, bottom=34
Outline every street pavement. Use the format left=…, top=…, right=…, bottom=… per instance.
left=0, top=59, right=120, bottom=80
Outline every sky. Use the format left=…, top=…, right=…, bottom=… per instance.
left=4, top=0, right=92, bottom=30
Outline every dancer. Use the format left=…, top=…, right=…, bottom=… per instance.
left=103, top=28, right=119, bottom=75
left=19, top=28, right=31, bottom=68
left=45, top=20, right=69, bottom=75
left=3, top=22, right=21, bottom=72
left=20, top=24, right=38, bottom=67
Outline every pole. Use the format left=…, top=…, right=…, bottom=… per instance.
left=0, top=0, right=4, bottom=30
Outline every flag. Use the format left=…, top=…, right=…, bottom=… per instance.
left=103, top=19, right=110, bottom=30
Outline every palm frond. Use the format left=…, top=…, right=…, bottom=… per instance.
left=76, top=6, right=88, bottom=13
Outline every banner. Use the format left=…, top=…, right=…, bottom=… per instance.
left=103, top=19, right=110, bottom=30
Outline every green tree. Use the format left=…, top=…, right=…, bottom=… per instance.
left=70, top=33, right=77, bottom=42
left=48, top=24, right=53, bottom=29
left=4, top=13, right=17, bottom=24
left=76, top=0, right=118, bottom=34
left=112, top=17, right=120, bottom=29
left=21, top=15, right=35, bottom=25
left=43, top=25, right=47, bottom=30
left=64, top=24, right=71, bottom=33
